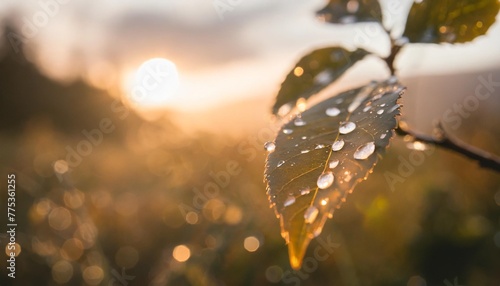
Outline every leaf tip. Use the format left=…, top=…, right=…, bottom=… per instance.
left=287, top=234, right=312, bottom=270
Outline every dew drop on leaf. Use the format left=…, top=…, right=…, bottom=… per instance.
left=332, top=139, right=345, bottom=151
left=315, top=144, right=325, bottom=149
left=300, top=188, right=311, bottom=195
left=284, top=196, right=296, bottom=207
left=303, top=206, right=319, bottom=224
left=339, top=121, right=356, bottom=134
left=329, top=159, right=339, bottom=169
left=294, top=118, right=307, bottom=126
left=363, top=106, right=371, bottom=112
left=343, top=170, right=353, bottom=183
left=388, top=104, right=400, bottom=113
left=377, top=109, right=384, bottom=115
left=264, top=142, right=276, bottom=153
left=380, top=133, right=387, bottom=139
left=325, top=107, right=341, bottom=117
left=317, top=172, right=334, bottom=189
left=283, top=129, right=293, bottom=135
left=353, top=142, right=376, bottom=160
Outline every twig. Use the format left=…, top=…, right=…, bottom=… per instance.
left=383, top=42, right=403, bottom=76
left=396, top=122, right=500, bottom=172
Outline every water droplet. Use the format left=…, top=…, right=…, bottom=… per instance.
left=300, top=188, right=311, bottom=195
left=377, top=109, right=384, bottom=115
left=326, top=107, right=341, bottom=117
left=380, top=103, right=386, bottom=107
left=320, top=198, right=329, bottom=206
left=372, top=91, right=384, bottom=100
left=277, top=160, right=285, bottom=167
left=332, top=139, right=345, bottom=151
left=363, top=106, right=371, bottom=112
left=343, top=171, right=353, bottom=182
left=264, top=142, right=275, bottom=153
left=301, top=136, right=307, bottom=140
left=304, top=206, right=319, bottom=224
left=329, top=159, right=339, bottom=169
left=327, top=210, right=334, bottom=218
left=339, top=121, right=356, bottom=134
left=380, top=133, right=387, bottom=139
left=317, top=172, right=334, bottom=189
left=301, top=150, right=310, bottom=154
left=314, top=69, right=333, bottom=85
left=313, top=228, right=322, bottom=238
left=284, top=196, right=296, bottom=207
left=294, top=118, right=306, bottom=126
left=315, top=144, right=325, bottom=149
left=283, top=128, right=293, bottom=135
left=353, top=142, right=375, bottom=160
left=388, top=104, right=400, bottom=113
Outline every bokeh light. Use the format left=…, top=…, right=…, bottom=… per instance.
left=48, top=207, right=72, bottom=231
left=51, top=260, right=73, bottom=284
left=172, top=245, right=191, bottom=262
left=82, top=265, right=104, bottom=285
left=243, top=236, right=260, bottom=252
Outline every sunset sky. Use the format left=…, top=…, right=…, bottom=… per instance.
left=1, top=0, right=500, bottom=112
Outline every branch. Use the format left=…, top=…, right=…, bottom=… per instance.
left=382, top=29, right=405, bottom=76
left=396, top=122, right=500, bottom=172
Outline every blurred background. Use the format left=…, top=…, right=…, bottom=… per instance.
left=0, top=0, right=499, bottom=285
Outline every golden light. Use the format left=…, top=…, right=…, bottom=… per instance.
left=243, top=236, right=260, bottom=252
left=51, top=260, right=73, bottom=284
left=172, top=245, right=191, bottom=262
left=127, top=58, right=180, bottom=108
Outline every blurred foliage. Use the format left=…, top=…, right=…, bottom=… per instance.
left=403, top=0, right=500, bottom=44
left=317, top=0, right=383, bottom=24
left=272, top=47, right=369, bottom=115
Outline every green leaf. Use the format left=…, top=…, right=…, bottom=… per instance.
left=265, top=78, right=404, bottom=270
left=403, top=0, right=500, bottom=44
left=272, top=47, right=370, bottom=116
left=316, top=0, right=383, bottom=24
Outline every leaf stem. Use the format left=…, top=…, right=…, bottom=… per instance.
left=396, top=122, right=500, bottom=172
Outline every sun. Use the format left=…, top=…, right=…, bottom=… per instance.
left=127, top=58, right=180, bottom=108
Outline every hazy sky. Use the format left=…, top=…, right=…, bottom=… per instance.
left=1, top=0, right=500, bottom=111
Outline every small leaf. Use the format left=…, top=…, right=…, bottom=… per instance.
left=265, top=78, right=404, bottom=270
left=272, top=47, right=370, bottom=116
left=317, top=0, right=383, bottom=24
left=403, top=0, right=500, bottom=44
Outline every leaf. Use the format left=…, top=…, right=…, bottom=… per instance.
left=265, top=78, right=404, bottom=270
left=403, top=0, right=500, bottom=44
left=272, top=47, right=370, bottom=116
left=316, top=0, right=383, bottom=24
